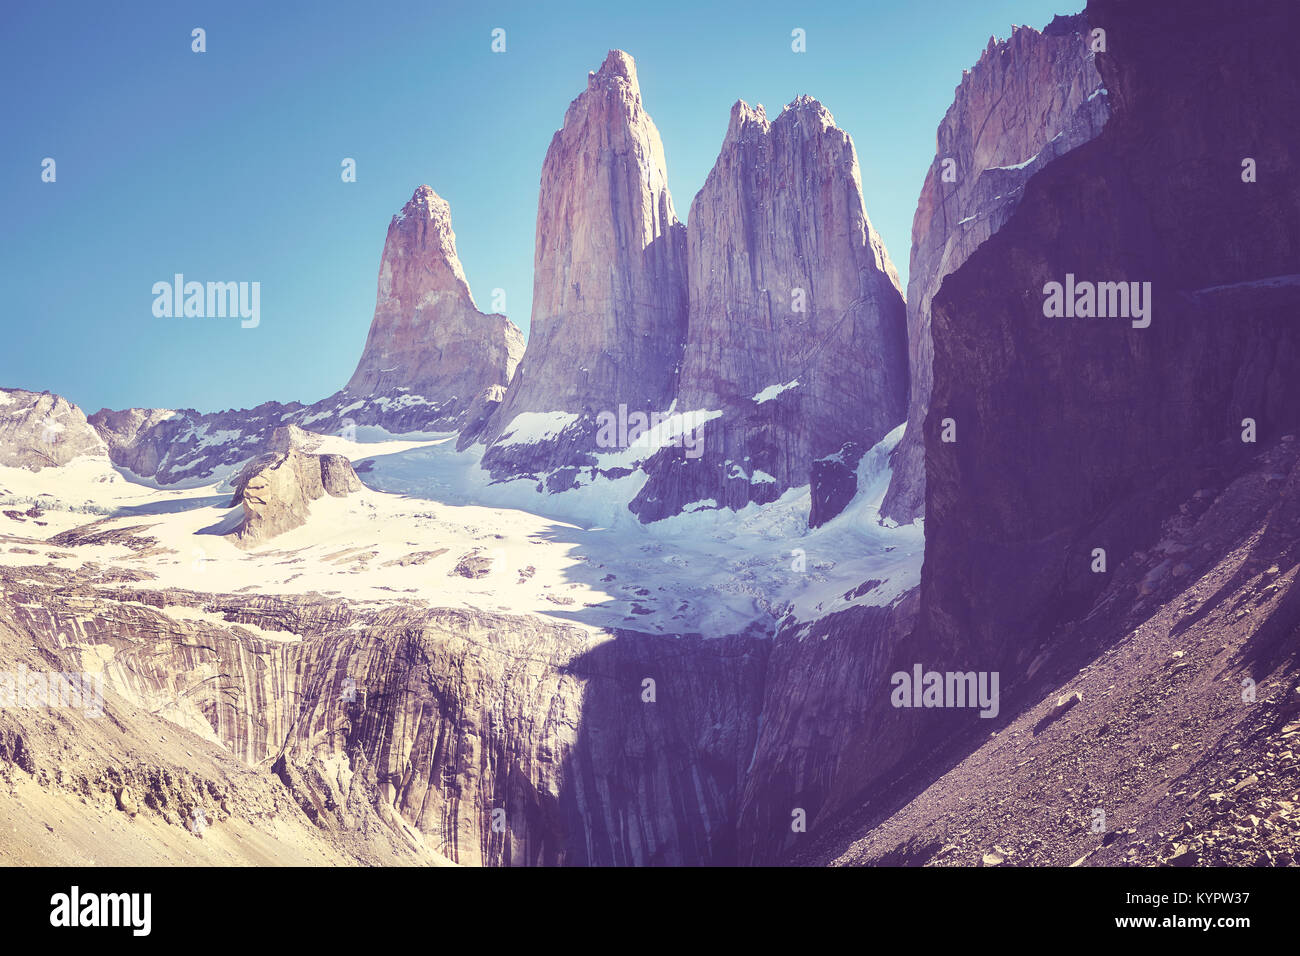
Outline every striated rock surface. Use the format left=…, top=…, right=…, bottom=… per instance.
left=737, top=591, right=919, bottom=863
left=630, top=97, right=907, bottom=523
left=342, top=185, right=524, bottom=429
left=478, top=50, right=690, bottom=476
left=1, top=562, right=768, bottom=865
left=880, top=14, right=1109, bottom=523
left=226, top=427, right=362, bottom=547
left=0, top=389, right=108, bottom=469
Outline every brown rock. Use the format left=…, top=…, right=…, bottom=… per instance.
left=481, top=50, right=689, bottom=470
left=226, top=428, right=363, bottom=547
left=344, top=185, right=524, bottom=426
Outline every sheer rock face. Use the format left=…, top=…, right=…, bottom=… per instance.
left=343, top=185, right=524, bottom=428
left=226, top=427, right=362, bottom=548
left=0, top=389, right=108, bottom=469
left=3, top=565, right=768, bottom=866
left=630, top=98, right=907, bottom=523
left=880, top=15, right=1109, bottom=523
left=479, top=50, right=689, bottom=477
left=750, top=0, right=1299, bottom=859
left=736, top=590, right=919, bottom=863
left=918, top=0, right=1300, bottom=677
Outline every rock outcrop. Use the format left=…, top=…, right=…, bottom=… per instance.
left=0, top=389, right=108, bottom=469
left=629, top=97, right=908, bottom=522
left=226, top=427, right=362, bottom=547
left=342, top=185, right=524, bottom=429
left=880, top=14, right=1109, bottom=523
left=477, top=50, right=690, bottom=476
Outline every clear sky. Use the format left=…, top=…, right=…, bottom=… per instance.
left=0, top=0, right=1074, bottom=415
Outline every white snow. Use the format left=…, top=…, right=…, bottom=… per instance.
left=494, top=412, right=579, bottom=447
left=0, top=419, right=924, bottom=640
left=1192, top=273, right=1300, bottom=296
left=752, top=380, right=800, bottom=404
left=988, top=153, right=1039, bottom=172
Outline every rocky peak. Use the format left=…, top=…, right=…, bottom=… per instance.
left=478, top=50, right=689, bottom=471
left=588, top=48, right=637, bottom=91
left=384, top=185, right=474, bottom=304
left=0, top=388, right=108, bottom=469
left=628, top=92, right=908, bottom=521
left=777, top=94, right=833, bottom=124
left=725, top=100, right=768, bottom=141
left=343, top=185, right=524, bottom=427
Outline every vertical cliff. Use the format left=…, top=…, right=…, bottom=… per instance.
left=477, top=50, right=690, bottom=478
left=880, top=15, right=1109, bottom=523
left=630, top=97, right=907, bottom=522
left=343, top=185, right=524, bottom=429
left=919, top=0, right=1300, bottom=690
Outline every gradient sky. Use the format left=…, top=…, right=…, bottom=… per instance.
left=1, top=0, right=1073, bottom=415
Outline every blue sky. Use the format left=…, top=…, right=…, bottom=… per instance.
left=0, top=0, right=1073, bottom=414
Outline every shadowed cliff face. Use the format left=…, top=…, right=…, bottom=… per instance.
left=920, top=0, right=1300, bottom=683
left=732, top=0, right=1300, bottom=861
left=880, top=14, right=1109, bottom=524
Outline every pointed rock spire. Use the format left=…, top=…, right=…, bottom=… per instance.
left=480, top=50, right=689, bottom=463
left=345, top=185, right=523, bottom=421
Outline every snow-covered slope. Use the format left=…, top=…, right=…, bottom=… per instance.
left=1, top=421, right=920, bottom=639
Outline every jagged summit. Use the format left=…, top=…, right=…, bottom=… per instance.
left=629, top=88, right=908, bottom=521
left=724, top=99, right=769, bottom=142
left=589, top=48, right=638, bottom=89
left=778, top=94, right=833, bottom=122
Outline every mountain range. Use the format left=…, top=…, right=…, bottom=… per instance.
left=3, top=0, right=1299, bottom=868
